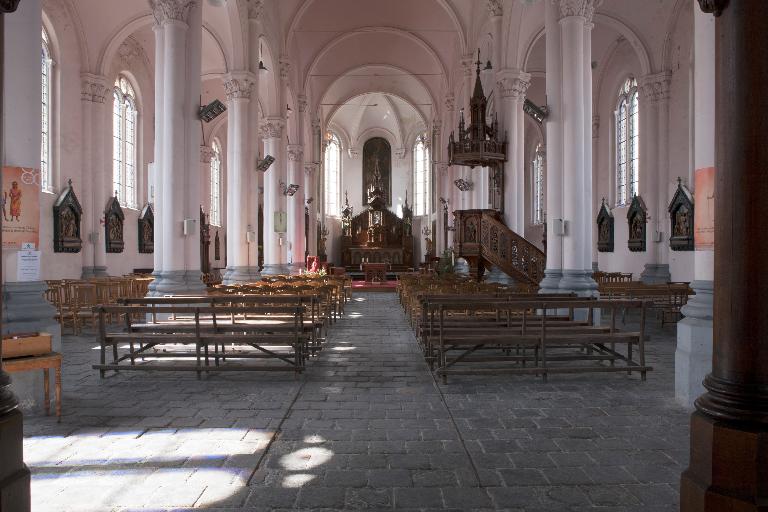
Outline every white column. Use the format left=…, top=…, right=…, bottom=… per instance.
left=639, top=72, right=672, bottom=284
left=151, top=0, right=204, bottom=294
left=498, top=70, right=530, bottom=233
left=222, top=72, right=258, bottom=283
left=676, top=8, right=715, bottom=409
left=304, top=163, right=318, bottom=262
left=79, top=74, right=110, bottom=278
left=540, top=0, right=564, bottom=292
left=148, top=24, right=164, bottom=292
left=1, top=0, right=60, bottom=410
left=287, top=144, right=305, bottom=270
left=581, top=20, right=595, bottom=277
left=554, top=0, right=597, bottom=295
left=260, top=118, right=286, bottom=273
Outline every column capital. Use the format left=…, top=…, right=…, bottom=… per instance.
left=304, top=163, right=318, bottom=176
left=223, top=72, right=256, bottom=101
left=487, top=0, right=503, bottom=17
left=311, top=115, right=321, bottom=133
left=497, top=69, right=531, bottom=100
left=556, top=0, right=602, bottom=23
left=639, top=71, right=672, bottom=105
left=444, top=93, right=455, bottom=112
left=432, top=120, right=442, bottom=136
left=348, top=146, right=361, bottom=159
left=287, top=144, right=304, bottom=161
left=461, top=55, right=475, bottom=77
left=437, top=163, right=450, bottom=175
left=394, top=147, right=407, bottom=159
left=81, top=73, right=109, bottom=103
left=149, top=0, right=195, bottom=26
left=241, top=0, right=263, bottom=20
left=697, top=0, right=728, bottom=17
left=279, top=56, right=291, bottom=83
left=297, top=94, right=308, bottom=113
left=200, top=145, right=213, bottom=164
left=259, top=118, right=285, bottom=139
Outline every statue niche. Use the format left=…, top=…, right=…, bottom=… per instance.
left=104, top=195, right=125, bottom=253
left=627, top=195, right=648, bottom=252
left=668, top=177, right=694, bottom=251
left=53, top=179, right=83, bottom=253
left=138, top=203, right=154, bottom=254
left=596, top=198, right=614, bottom=252
left=362, top=137, right=391, bottom=206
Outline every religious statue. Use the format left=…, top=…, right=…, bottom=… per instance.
left=465, top=218, right=478, bottom=243
left=6, top=181, right=21, bottom=221
left=674, top=206, right=690, bottom=237
left=630, top=215, right=644, bottom=239
left=61, top=208, right=77, bottom=238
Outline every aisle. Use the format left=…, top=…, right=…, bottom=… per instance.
left=249, top=292, right=482, bottom=509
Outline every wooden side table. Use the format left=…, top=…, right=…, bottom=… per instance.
left=4, top=352, right=62, bottom=421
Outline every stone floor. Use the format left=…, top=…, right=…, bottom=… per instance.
left=22, top=292, right=690, bottom=511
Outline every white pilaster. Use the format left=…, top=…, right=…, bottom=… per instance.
left=497, top=70, right=530, bottom=234
left=287, top=144, right=305, bottom=268
left=260, top=118, right=286, bottom=272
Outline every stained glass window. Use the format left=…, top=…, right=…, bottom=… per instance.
left=413, top=135, right=430, bottom=216
left=113, top=75, right=138, bottom=208
left=324, top=133, right=341, bottom=216
left=616, top=77, right=639, bottom=206
left=210, top=139, right=222, bottom=226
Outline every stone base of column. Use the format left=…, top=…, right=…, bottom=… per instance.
left=260, top=264, right=292, bottom=276
left=640, top=263, right=671, bottom=284
left=2, top=282, right=62, bottom=411
left=681, top=411, right=768, bottom=511
left=675, top=280, right=714, bottom=409
left=592, top=261, right=599, bottom=272
left=539, top=269, right=563, bottom=294
left=222, top=266, right=261, bottom=285
left=0, top=409, right=30, bottom=512
left=149, top=270, right=207, bottom=296
left=453, top=259, right=471, bottom=277
left=81, top=266, right=108, bottom=279
left=558, top=269, right=599, bottom=297
left=484, top=266, right=517, bottom=285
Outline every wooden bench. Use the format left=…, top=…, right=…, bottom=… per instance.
left=5, top=352, right=62, bottom=421
left=427, top=299, right=652, bottom=383
left=92, top=303, right=306, bottom=378
left=600, top=282, right=691, bottom=325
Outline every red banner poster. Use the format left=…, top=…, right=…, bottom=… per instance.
left=2, top=166, right=41, bottom=250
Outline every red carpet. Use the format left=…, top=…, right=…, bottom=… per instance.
left=351, top=280, right=398, bottom=292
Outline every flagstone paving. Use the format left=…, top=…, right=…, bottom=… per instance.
left=21, top=292, right=688, bottom=511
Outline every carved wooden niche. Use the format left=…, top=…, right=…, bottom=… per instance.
left=668, top=177, right=694, bottom=251
left=53, top=179, right=83, bottom=253
left=596, top=199, right=614, bottom=252
left=104, top=195, right=125, bottom=253
left=138, top=203, right=154, bottom=254
left=627, top=195, right=648, bottom=252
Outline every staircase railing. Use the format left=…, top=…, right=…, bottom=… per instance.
left=453, top=209, right=546, bottom=285
left=479, top=212, right=546, bottom=285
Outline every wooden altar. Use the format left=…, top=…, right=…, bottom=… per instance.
left=340, top=160, right=414, bottom=269
left=362, top=263, right=387, bottom=283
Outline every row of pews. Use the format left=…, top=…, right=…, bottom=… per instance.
left=90, top=274, right=349, bottom=378
left=398, top=274, right=655, bottom=383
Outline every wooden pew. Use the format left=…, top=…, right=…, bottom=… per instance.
left=426, top=299, right=651, bottom=383
left=93, top=302, right=306, bottom=378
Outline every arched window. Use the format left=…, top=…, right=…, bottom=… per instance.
left=616, top=77, right=639, bottom=206
left=532, top=144, right=545, bottom=225
left=210, top=139, right=222, bottom=226
left=413, top=134, right=430, bottom=216
left=113, top=75, right=137, bottom=208
left=324, top=132, right=341, bottom=216
left=41, top=28, right=53, bottom=192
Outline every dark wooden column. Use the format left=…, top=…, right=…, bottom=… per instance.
left=681, top=1, right=768, bottom=510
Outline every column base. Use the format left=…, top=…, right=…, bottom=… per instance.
left=640, top=263, right=671, bottom=284
left=558, top=269, right=599, bottom=297
left=260, top=264, right=292, bottom=276
left=222, top=266, right=261, bottom=285
left=81, top=265, right=108, bottom=279
left=484, top=266, right=517, bottom=285
left=2, top=282, right=62, bottom=412
left=539, top=269, right=563, bottom=294
left=0, top=409, right=30, bottom=512
left=681, top=411, right=768, bottom=511
left=676, top=280, right=714, bottom=409
left=453, top=258, right=471, bottom=277
left=149, top=270, right=207, bottom=296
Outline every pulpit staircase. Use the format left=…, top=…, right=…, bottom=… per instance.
left=453, top=209, right=546, bottom=285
